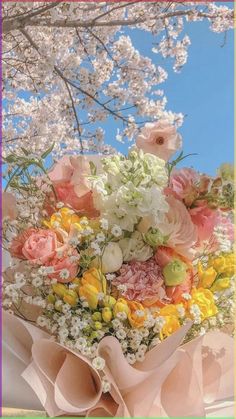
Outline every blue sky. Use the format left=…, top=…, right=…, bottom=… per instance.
left=106, top=6, right=234, bottom=176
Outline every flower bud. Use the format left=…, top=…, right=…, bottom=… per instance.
left=102, top=307, right=112, bottom=323
left=92, top=312, right=102, bottom=322
left=113, top=298, right=130, bottom=317
left=101, top=242, right=123, bottom=273
left=94, top=321, right=103, bottom=330
left=63, top=290, right=78, bottom=306
left=163, top=259, right=187, bottom=286
left=52, top=283, right=67, bottom=298
left=47, top=294, right=56, bottom=304
left=90, top=331, right=98, bottom=340
left=55, top=300, right=62, bottom=311
left=79, top=283, right=99, bottom=310
left=104, top=295, right=117, bottom=308
left=144, top=227, right=166, bottom=248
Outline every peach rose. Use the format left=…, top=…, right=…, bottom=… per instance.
left=155, top=246, right=193, bottom=303
left=10, top=229, right=59, bottom=264
left=136, top=120, right=182, bottom=161
left=48, top=155, right=101, bottom=217
left=46, top=252, right=79, bottom=283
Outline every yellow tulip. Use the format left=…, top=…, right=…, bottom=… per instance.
left=52, top=283, right=67, bottom=298
left=113, top=298, right=130, bottom=317
left=102, top=307, right=113, bottom=323
left=198, top=263, right=217, bottom=288
left=127, top=301, right=147, bottom=328
left=63, top=290, right=78, bottom=306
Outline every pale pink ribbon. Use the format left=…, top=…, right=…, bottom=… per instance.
left=3, top=311, right=234, bottom=417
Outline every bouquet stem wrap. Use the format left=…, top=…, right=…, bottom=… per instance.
left=3, top=311, right=234, bottom=417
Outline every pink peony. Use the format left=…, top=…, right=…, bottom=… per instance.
left=155, top=196, right=197, bottom=259
left=155, top=246, right=193, bottom=303
left=3, top=192, right=18, bottom=220
left=46, top=252, right=79, bottom=283
left=113, top=257, right=166, bottom=304
left=48, top=155, right=101, bottom=217
left=189, top=202, right=218, bottom=242
left=10, top=229, right=60, bottom=264
left=136, top=120, right=182, bottom=161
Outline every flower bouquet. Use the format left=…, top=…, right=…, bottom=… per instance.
left=2, top=121, right=234, bottom=417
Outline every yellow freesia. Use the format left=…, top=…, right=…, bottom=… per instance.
left=209, top=253, right=235, bottom=276
left=188, top=288, right=218, bottom=321
left=78, top=268, right=106, bottom=309
left=198, top=263, right=217, bottom=288
left=44, top=207, right=84, bottom=232
left=159, top=316, right=180, bottom=340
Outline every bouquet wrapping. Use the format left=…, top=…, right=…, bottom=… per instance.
left=2, top=121, right=234, bottom=417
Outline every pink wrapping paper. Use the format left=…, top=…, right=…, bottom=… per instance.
left=3, top=311, right=234, bottom=417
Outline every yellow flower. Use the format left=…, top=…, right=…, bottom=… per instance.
left=159, top=316, right=180, bottom=340
left=198, top=263, right=217, bottom=288
left=44, top=207, right=83, bottom=233
left=188, top=288, right=218, bottom=321
left=52, top=283, right=67, bottom=297
left=127, top=301, right=147, bottom=328
left=159, top=304, right=179, bottom=317
left=78, top=268, right=106, bottom=309
left=113, top=298, right=130, bottom=317
left=209, top=254, right=235, bottom=276
left=210, top=277, right=231, bottom=293
left=63, top=290, right=78, bottom=306
left=102, top=307, right=113, bottom=323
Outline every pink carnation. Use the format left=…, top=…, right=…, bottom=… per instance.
left=113, top=258, right=166, bottom=304
left=136, top=120, right=182, bottom=161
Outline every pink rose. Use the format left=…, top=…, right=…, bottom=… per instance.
left=46, top=252, right=78, bottom=283
left=10, top=228, right=38, bottom=259
left=48, top=155, right=101, bottom=217
left=3, top=192, right=18, bottom=220
left=155, top=246, right=193, bottom=303
left=189, top=202, right=218, bottom=242
left=136, top=120, right=182, bottom=161
left=10, top=229, right=60, bottom=264
left=155, top=196, right=197, bottom=259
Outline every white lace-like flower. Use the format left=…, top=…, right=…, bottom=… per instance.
left=92, top=356, right=105, bottom=370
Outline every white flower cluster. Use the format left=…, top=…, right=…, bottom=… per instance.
left=92, top=149, right=169, bottom=232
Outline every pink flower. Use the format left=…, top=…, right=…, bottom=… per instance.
left=10, top=229, right=60, bottom=264
left=155, top=196, right=197, bottom=259
left=167, top=168, right=199, bottom=206
left=155, top=246, right=193, bottom=303
left=136, top=120, right=182, bottom=161
left=3, top=192, right=18, bottom=220
left=48, top=155, right=101, bottom=217
left=46, top=252, right=78, bottom=283
left=189, top=202, right=218, bottom=242
left=113, top=257, right=166, bottom=304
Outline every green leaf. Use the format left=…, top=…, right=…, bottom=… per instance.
left=20, top=147, right=29, bottom=155
left=89, top=161, right=97, bottom=176
left=41, top=142, right=55, bottom=159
